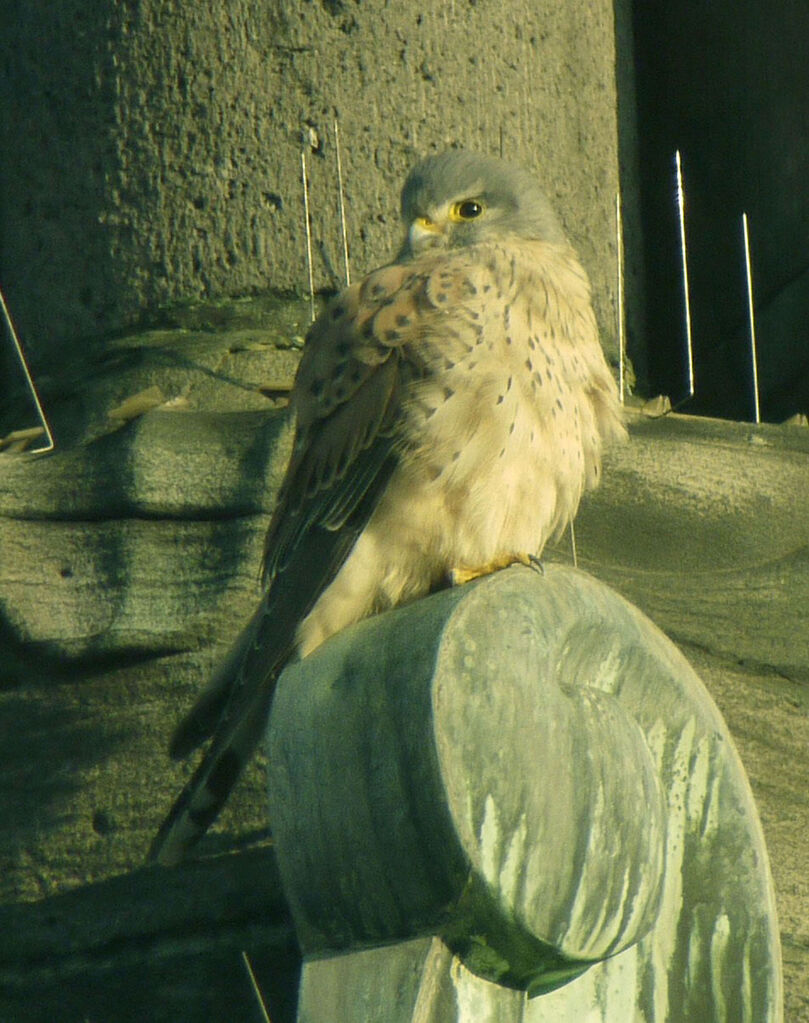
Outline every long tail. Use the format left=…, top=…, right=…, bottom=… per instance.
left=149, top=440, right=400, bottom=866
left=148, top=539, right=332, bottom=865
left=168, top=610, right=265, bottom=763
left=148, top=675, right=275, bottom=866
left=148, top=498, right=387, bottom=865
left=148, top=595, right=294, bottom=866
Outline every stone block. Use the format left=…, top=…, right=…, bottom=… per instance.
left=268, top=566, right=782, bottom=1021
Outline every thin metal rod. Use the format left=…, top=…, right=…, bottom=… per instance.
left=0, top=286, right=55, bottom=453
left=615, top=191, right=626, bottom=404
left=333, top=120, right=351, bottom=287
left=675, top=150, right=695, bottom=402
left=569, top=520, right=578, bottom=569
left=742, top=212, right=761, bottom=424
left=300, top=150, right=316, bottom=322
left=241, top=951, right=272, bottom=1023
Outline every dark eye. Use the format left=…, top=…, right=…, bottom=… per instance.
left=451, top=199, right=485, bottom=221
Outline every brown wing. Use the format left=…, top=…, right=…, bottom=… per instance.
left=149, top=258, right=436, bottom=864
left=261, top=259, right=429, bottom=582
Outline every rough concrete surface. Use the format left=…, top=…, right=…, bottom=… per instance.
left=0, top=0, right=623, bottom=372
left=0, top=305, right=807, bottom=1021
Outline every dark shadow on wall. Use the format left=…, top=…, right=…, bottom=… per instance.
left=630, top=0, right=809, bottom=422
left=0, top=651, right=124, bottom=904
left=0, top=847, right=300, bottom=1023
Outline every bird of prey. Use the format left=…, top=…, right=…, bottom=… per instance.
left=149, top=150, right=626, bottom=866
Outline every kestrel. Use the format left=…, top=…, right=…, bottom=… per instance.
left=150, top=150, right=626, bottom=865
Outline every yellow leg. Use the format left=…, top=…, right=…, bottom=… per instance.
left=449, top=551, right=542, bottom=586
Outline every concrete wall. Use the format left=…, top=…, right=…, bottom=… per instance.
left=0, top=0, right=622, bottom=366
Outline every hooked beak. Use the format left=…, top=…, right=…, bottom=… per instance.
left=408, top=216, right=446, bottom=253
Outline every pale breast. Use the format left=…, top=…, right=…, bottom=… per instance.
left=296, top=239, right=624, bottom=657
left=397, top=239, right=623, bottom=566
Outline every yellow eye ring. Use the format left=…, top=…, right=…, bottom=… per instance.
left=450, top=199, right=485, bottom=222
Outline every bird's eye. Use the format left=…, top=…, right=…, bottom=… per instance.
left=450, top=199, right=485, bottom=222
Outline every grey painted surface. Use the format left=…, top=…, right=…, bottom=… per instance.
left=297, top=938, right=526, bottom=1023
left=268, top=566, right=782, bottom=1021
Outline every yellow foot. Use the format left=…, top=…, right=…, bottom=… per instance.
left=449, top=552, right=543, bottom=586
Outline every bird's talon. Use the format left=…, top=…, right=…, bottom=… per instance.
left=527, top=554, right=545, bottom=576
left=450, top=552, right=543, bottom=585
left=449, top=566, right=477, bottom=586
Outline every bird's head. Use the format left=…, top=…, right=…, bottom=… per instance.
left=398, top=150, right=568, bottom=259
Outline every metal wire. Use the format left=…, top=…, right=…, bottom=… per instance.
left=0, top=286, right=55, bottom=453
